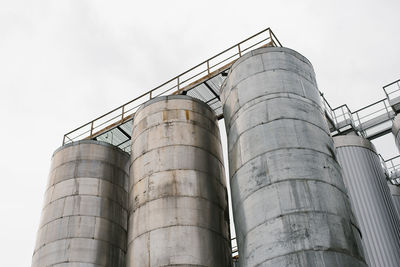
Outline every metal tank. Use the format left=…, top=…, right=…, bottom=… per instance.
left=388, top=182, right=400, bottom=216
left=334, top=135, right=400, bottom=267
left=32, top=140, right=130, bottom=267
left=127, top=95, right=231, bottom=267
left=221, top=47, right=366, bottom=266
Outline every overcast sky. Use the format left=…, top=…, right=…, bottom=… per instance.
left=1, top=1, right=399, bottom=266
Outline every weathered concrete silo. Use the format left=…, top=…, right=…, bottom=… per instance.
left=127, top=95, right=231, bottom=267
left=388, top=182, right=400, bottom=216
left=334, top=135, right=400, bottom=267
left=221, top=47, right=366, bottom=266
left=32, top=140, right=129, bottom=267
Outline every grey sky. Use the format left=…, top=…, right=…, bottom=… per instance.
left=1, top=1, right=399, bottom=266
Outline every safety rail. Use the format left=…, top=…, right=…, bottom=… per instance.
left=324, top=95, right=395, bottom=140
left=384, top=155, right=400, bottom=185
left=63, top=28, right=282, bottom=145
left=379, top=154, right=389, bottom=177
left=353, top=98, right=394, bottom=138
left=383, top=79, right=400, bottom=103
left=332, top=104, right=354, bottom=129
left=321, top=93, right=335, bottom=123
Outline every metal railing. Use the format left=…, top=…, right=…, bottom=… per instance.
left=352, top=98, right=393, bottom=137
left=321, top=93, right=335, bottom=123
left=319, top=77, right=400, bottom=140
left=323, top=96, right=395, bottom=139
left=379, top=154, right=389, bottom=177
left=383, top=79, right=400, bottom=103
left=384, top=155, right=400, bottom=185
left=63, top=28, right=282, bottom=145
left=332, top=104, right=354, bottom=128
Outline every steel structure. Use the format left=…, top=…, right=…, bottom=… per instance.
left=56, top=27, right=400, bottom=261
left=320, top=79, right=400, bottom=141
left=61, top=28, right=400, bottom=158
left=62, top=28, right=281, bottom=152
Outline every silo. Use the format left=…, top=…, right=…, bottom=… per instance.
left=32, top=140, right=130, bottom=267
left=127, top=95, right=231, bottom=266
left=388, top=182, right=400, bottom=216
left=221, top=47, right=366, bottom=266
left=393, top=114, right=400, bottom=152
left=334, top=135, right=400, bottom=267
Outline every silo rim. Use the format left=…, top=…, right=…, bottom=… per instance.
left=52, top=139, right=130, bottom=158
left=134, top=95, right=216, bottom=118
left=230, top=46, right=313, bottom=74
left=221, top=46, right=315, bottom=97
left=333, top=135, right=376, bottom=152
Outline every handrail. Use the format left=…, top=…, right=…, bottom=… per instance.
left=63, top=28, right=282, bottom=145
left=384, top=155, right=400, bottom=185
left=352, top=98, right=388, bottom=113
left=321, top=80, right=398, bottom=139
left=383, top=79, right=400, bottom=100
left=383, top=78, right=400, bottom=89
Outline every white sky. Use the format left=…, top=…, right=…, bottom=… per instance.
left=1, top=1, right=399, bottom=266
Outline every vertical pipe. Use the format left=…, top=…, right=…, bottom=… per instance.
left=221, top=47, right=366, bottom=266
left=32, top=140, right=129, bottom=267
left=127, top=95, right=232, bottom=267
left=334, top=135, right=400, bottom=267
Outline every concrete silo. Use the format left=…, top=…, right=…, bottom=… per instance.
left=127, top=95, right=231, bottom=266
left=32, top=140, right=130, bottom=267
left=221, top=47, right=366, bottom=266
left=334, top=135, right=400, bottom=267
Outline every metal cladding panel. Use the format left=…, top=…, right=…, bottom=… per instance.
left=221, top=47, right=366, bottom=267
left=388, top=182, right=400, bottom=217
left=127, top=95, right=232, bottom=267
left=393, top=114, right=400, bottom=153
left=32, top=140, right=130, bottom=267
left=334, top=135, right=400, bottom=267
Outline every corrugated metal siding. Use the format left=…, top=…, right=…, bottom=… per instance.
left=392, top=195, right=400, bottom=217
left=336, top=145, right=400, bottom=267
left=389, top=183, right=400, bottom=217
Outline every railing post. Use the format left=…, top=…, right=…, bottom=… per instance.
left=62, top=135, right=66, bottom=146
left=383, top=100, right=390, bottom=119
left=177, top=77, right=180, bottom=90
left=269, top=29, right=274, bottom=46
left=121, top=106, right=125, bottom=120
left=355, top=112, right=364, bottom=136
left=206, top=60, right=210, bottom=74
left=150, top=91, right=152, bottom=99
left=383, top=87, right=389, bottom=100
left=238, top=44, right=242, bottom=57
left=90, top=121, right=94, bottom=137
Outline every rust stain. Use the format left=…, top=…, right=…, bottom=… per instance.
left=185, top=110, right=190, bottom=120
left=163, top=110, right=167, bottom=121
